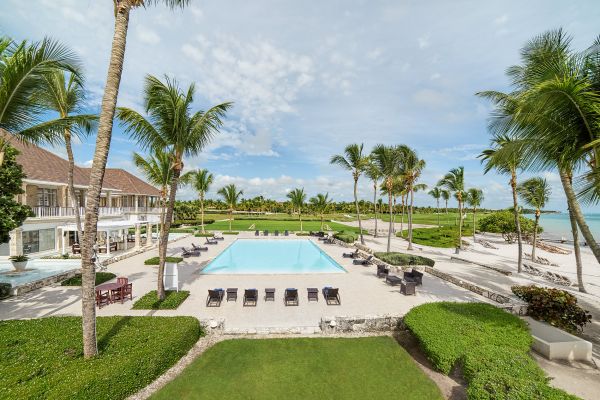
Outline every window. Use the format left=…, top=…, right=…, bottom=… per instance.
left=22, top=229, right=55, bottom=254
left=37, top=188, right=57, bottom=207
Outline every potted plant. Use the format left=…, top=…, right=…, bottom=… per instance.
left=9, top=255, right=29, bottom=272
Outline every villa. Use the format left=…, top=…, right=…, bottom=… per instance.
left=0, top=137, right=163, bottom=258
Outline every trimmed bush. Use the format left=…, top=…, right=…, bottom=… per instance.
left=374, top=252, right=435, bottom=267
left=144, top=256, right=184, bottom=265
left=195, top=232, right=214, bottom=237
left=478, top=211, right=539, bottom=243
left=132, top=290, right=190, bottom=310
left=0, top=283, right=10, bottom=299
left=295, top=232, right=310, bottom=236
left=169, top=228, right=195, bottom=233
left=173, top=219, right=214, bottom=226
left=61, top=272, right=116, bottom=286
left=221, top=231, right=239, bottom=235
left=0, top=316, right=201, bottom=399
left=333, top=231, right=358, bottom=243
left=512, top=285, right=591, bottom=333
left=404, top=302, right=579, bottom=400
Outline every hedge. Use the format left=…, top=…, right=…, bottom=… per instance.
left=132, top=290, right=190, bottom=310
left=0, top=316, right=201, bottom=399
left=144, top=256, right=184, bottom=265
left=333, top=231, right=358, bottom=243
left=222, top=231, right=239, bottom=235
left=61, top=272, right=116, bottom=286
left=404, top=302, right=579, bottom=400
left=172, top=219, right=215, bottom=227
left=195, top=233, right=214, bottom=237
left=374, top=252, right=435, bottom=267
left=169, top=228, right=195, bottom=233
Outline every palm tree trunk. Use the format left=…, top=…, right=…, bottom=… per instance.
left=65, top=130, right=83, bottom=244
left=353, top=177, right=364, bottom=245
left=472, top=207, right=476, bottom=242
left=407, top=188, right=414, bottom=250
left=510, top=171, right=523, bottom=273
left=300, top=211, right=303, bottom=232
left=436, top=199, right=440, bottom=228
left=387, top=192, right=393, bottom=252
left=531, top=210, right=540, bottom=261
left=80, top=4, right=130, bottom=359
left=158, top=166, right=181, bottom=301
left=457, top=198, right=463, bottom=249
left=559, top=170, right=600, bottom=263
left=399, top=197, right=404, bottom=236
left=320, top=214, right=324, bottom=231
left=567, top=203, right=587, bottom=293
left=229, top=209, right=232, bottom=232
left=373, top=182, right=378, bottom=237
left=200, top=193, right=205, bottom=234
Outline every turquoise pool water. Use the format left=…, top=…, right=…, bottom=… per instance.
left=0, top=259, right=81, bottom=286
left=202, top=239, right=346, bottom=275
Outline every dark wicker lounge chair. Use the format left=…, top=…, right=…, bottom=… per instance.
left=274, top=230, right=280, bottom=236
left=226, top=288, right=238, bottom=302
left=385, top=275, right=403, bottom=286
left=181, top=247, right=200, bottom=257
left=284, top=288, right=299, bottom=306
left=377, top=265, right=389, bottom=278
left=401, top=280, right=417, bottom=296
left=206, top=289, right=224, bottom=307
left=403, top=269, right=423, bottom=285
left=263, top=230, right=269, bottom=236
left=307, top=288, right=318, bottom=302
left=265, top=288, right=275, bottom=301
left=284, top=230, right=289, bottom=236
left=353, top=255, right=374, bottom=265
left=191, top=243, right=208, bottom=251
left=244, top=289, right=258, bottom=306
left=342, top=249, right=359, bottom=258
left=323, top=287, right=341, bottom=305
left=205, top=237, right=218, bottom=245
left=255, top=230, right=260, bottom=236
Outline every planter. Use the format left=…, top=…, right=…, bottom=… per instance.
left=11, top=260, right=28, bottom=272
left=163, top=261, right=180, bottom=291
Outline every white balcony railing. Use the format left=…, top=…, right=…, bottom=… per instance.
left=30, top=206, right=161, bottom=218
left=122, top=206, right=162, bottom=214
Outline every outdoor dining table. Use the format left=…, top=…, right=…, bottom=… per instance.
left=95, top=282, right=125, bottom=304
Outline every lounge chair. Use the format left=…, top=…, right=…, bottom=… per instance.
left=401, top=280, right=417, bottom=296
left=226, top=288, right=238, bottom=302
left=212, top=232, right=225, bottom=241
left=353, top=255, right=374, bottom=265
left=274, top=230, right=280, bottom=236
left=263, top=230, right=269, bottom=236
left=342, top=249, right=359, bottom=258
left=284, top=230, right=289, bottom=236
left=307, top=288, right=318, bottom=302
left=181, top=247, right=200, bottom=258
left=403, top=269, right=423, bottom=286
left=385, top=275, right=403, bottom=286
left=205, top=237, right=218, bottom=245
left=284, top=288, right=299, bottom=306
left=191, top=243, right=208, bottom=251
left=243, top=289, right=258, bottom=306
left=265, top=288, right=275, bottom=301
left=206, top=289, right=224, bottom=307
left=322, top=287, right=341, bottom=305
left=324, top=236, right=335, bottom=244
left=255, top=230, right=260, bottom=236
left=377, top=265, right=389, bottom=278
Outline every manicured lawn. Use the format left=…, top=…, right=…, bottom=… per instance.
left=200, top=219, right=360, bottom=233
left=152, top=337, right=443, bottom=400
left=397, top=225, right=473, bottom=248
left=132, top=290, right=190, bottom=309
left=374, top=252, right=435, bottom=267
left=0, top=316, right=201, bottom=399
left=144, top=256, right=184, bottom=265
left=61, top=272, right=116, bottom=286
left=404, top=302, right=579, bottom=400
left=371, top=211, right=489, bottom=226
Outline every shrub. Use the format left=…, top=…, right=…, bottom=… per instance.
left=173, top=219, right=214, bottom=226
left=397, top=226, right=473, bottom=248
left=512, top=285, right=591, bottom=333
left=169, top=228, right=195, bottom=233
left=0, top=283, right=10, bottom=299
left=478, top=211, right=539, bottom=243
left=222, top=231, right=239, bottom=235
left=132, top=290, right=190, bottom=310
left=0, top=316, right=201, bottom=399
left=333, top=231, right=357, bottom=243
left=374, top=252, right=435, bottom=267
left=62, top=272, right=116, bottom=286
left=295, top=232, right=310, bottom=236
left=404, top=302, right=579, bottom=400
left=144, top=256, right=184, bottom=265
left=195, top=232, right=214, bottom=237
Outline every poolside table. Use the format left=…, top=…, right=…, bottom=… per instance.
left=385, top=275, right=403, bottom=286
left=95, top=282, right=125, bottom=305
left=307, top=288, right=319, bottom=301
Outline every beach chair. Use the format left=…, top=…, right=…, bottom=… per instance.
left=244, top=289, right=258, bottom=306
left=284, top=230, right=289, bottom=236
left=274, top=230, right=280, bottom=236
left=342, top=249, right=359, bottom=258
left=191, top=243, right=208, bottom=251
left=206, top=289, right=224, bottom=307
left=284, top=288, right=299, bottom=306
left=213, top=232, right=225, bottom=240
left=205, top=237, right=218, bottom=245
left=353, top=255, right=374, bottom=265
left=181, top=247, right=200, bottom=257
left=265, top=288, right=275, bottom=301
left=322, top=287, right=341, bottom=305
left=255, top=230, right=260, bottom=236
left=226, top=288, right=238, bottom=302
left=263, top=230, right=269, bottom=236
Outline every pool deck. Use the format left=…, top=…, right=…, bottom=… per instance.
left=0, top=232, right=488, bottom=331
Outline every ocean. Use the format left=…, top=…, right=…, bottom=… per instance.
left=524, top=213, right=600, bottom=241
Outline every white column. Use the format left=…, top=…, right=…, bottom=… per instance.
left=134, top=195, right=139, bottom=213
left=135, top=224, right=141, bottom=248
left=123, top=229, right=127, bottom=250
left=61, top=229, right=66, bottom=254
left=106, top=231, right=110, bottom=255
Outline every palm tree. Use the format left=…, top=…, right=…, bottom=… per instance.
left=371, top=144, right=401, bottom=252
left=79, top=0, right=191, bottom=358
left=428, top=187, right=442, bottom=228
left=465, top=188, right=484, bottom=242
left=398, top=145, right=426, bottom=250
left=441, top=189, right=450, bottom=224
left=517, top=177, right=550, bottom=261
left=480, top=134, right=525, bottom=273
left=364, top=158, right=381, bottom=237
left=310, top=193, right=332, bottom=231
left=184, top=169, right=213, bottom=233
left=330, top=144, right=369, bottom=244
left=287, top=188, right=307, bottom=232
left=218, top=184, right=243, bottom=232
left=118, top=75, right=231, bottom=305
left=438, top=167, right=465, bottom=249
left=0, top=36, right=81, bottom=166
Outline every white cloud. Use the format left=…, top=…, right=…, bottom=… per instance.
left=136, top=25, right=160, bottom=45
left=494, top=14, right=508, bottom=25
left=430, top=72, right=441, bottom=80
left=418, top=35, right=430, bottom=49
left=413, top=88, right=450, bottom=107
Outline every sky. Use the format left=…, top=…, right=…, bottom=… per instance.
left=1, top=0, right=599, bottom=211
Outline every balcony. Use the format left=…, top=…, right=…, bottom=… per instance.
left=31, top=207, right=123, bottom=218
left=122, top=206, right=162, bottom=214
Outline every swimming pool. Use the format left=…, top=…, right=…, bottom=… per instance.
left=202, top=239, right=346, bottom=275
left=0, top=259, right=81, bottom=286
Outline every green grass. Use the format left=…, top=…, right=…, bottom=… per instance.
left=0, top=316, right=201, bottom=399
left=152, top=337, right=443, bottom=400
left=198, top=219, right=360, bottom=233
left=61, top=272, right=116, bottom=286
left=132, top=290, right=190, bottom=310
left=198, top=212, right=357, bottom=222
left=374, top=252, right=435, bottom=267
left=144, top=256, right=184, bottom=265
left=397, top=225, right=474, bottom=248
left=404, top=302, right=579, bottom=400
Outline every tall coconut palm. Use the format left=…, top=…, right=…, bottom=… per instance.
left=517, top=177, right=550, bottom=261
left=480, top=134, right=525, bottom=272
left=184, top=169, right=213, bottom=233
left=287, top=188, right=307, bottom=232
left=218, top=184, right=243, bottom=232
left=0, top=36, right=81, bottom=166
left=79, top=0, right=191, bottom=358
left=428, top=187, right=442, bottom=228
left=117, top=75, right=231, bottom=305
left=330, top=144, right=369, bottom=244
left=372, top=144, right=401, bottom=252
left=398, top=145, right=426, bottom=250
left=438, top=167, right=465, bottom=249
left=440, top=189, right=450, bottom=224
left=465, top=188, right=484, bottom=242
left=310, top=193, right=332, bottom=231
left=364, top=157, right=381, bottom=237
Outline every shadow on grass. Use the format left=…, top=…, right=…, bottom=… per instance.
left=97, top=316, right=133, bottom=352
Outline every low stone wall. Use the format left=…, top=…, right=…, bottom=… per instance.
left=320, top=315, right=403, bottom=333
left=10, top=269, right=81, bottom=296
left=199, top=318, right=226, bottom=334
left=102, top=234, right=191, bottom=266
